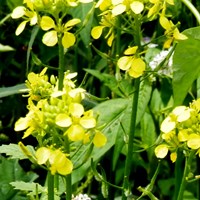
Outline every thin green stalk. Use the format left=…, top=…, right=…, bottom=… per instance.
left=48, top=172, right=54, bottom=200
left=122, top=78, right=140, bottom=200
left=58, top=34, right=65, bottom=90
left=181, top=0, right=200, bottom=25
left=177, top=151, right=194, bottom=200
left=122, top=14, right=142, bottom=199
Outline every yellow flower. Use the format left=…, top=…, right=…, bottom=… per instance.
left=148, top=0, right=174, bottom=19
left=159, top=16, right=187, bottom=48
left=11, top=5, right=38, bottom=35
left=91, top=12, right=115, bottom=47
left=161, top=106, right=192, bottom=133
left=40, top=16, right=81, bottom=48
left=36, top=147, right=73, bottom=175
left=117, top=46, right=146, bottom=78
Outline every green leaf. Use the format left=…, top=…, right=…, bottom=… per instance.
left=10, top=181, right=45, bottom=195
left=140, top=111, right=157, bottom=160
left=173, top=26, right=200, bottom=105
left=0, top=156, right=38, bottom=200
left=0, top=144, right=35, bottom=160
left=0, top=43, right=15, bottom=52
left=0, top=84, right=27, bottom=98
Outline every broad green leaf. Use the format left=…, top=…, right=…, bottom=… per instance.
left=173, top=26, right=200, bottom=105
left=140, top=111, right=157, bottom=160
left=0, top=84, right=27, bottom=98
left=0, top=144, right=35, bottom=160
left=0, top=43, right=15, bottom=52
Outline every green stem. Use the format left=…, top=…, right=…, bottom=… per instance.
left=48, top=172, right=54, bottom=200
left=181, top=0, right=200, bottom=25
left=177, top=151, right=194, bottom=200
left=122, top=78, right=140, bottom=199
left=122, top=14, right=142, bottom=199
left=58, top=34, right=65, bottom=90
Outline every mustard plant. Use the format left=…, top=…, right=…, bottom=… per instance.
left=1, top=0, right=200, bottom=199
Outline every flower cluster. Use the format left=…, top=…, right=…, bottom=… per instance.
left=155, top=99, right=200, bottom=162
left=11, top=0, right=92, bottom=47
left=91, top=0, right=187, bottom=79
left=15, top=68, right=107, bottom=175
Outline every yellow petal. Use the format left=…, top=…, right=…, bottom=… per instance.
left=91, top=26, right=105, bottom=39
left=42, top=30, right=58, bottom=46
left=159, top=16, right=171, bottom=30
left=14, top=117, right=29, bottom=131
left=30, top=13, right=38, bottom=25
left=163, top=38, right=173, bottom=49
left=128, top=58, right=146, bottom=78
left=147, top=4, right=159, bottom=18
left=80, top=116, right=96, bottom=129
left=173, top=28, right=188, bottom=40
left=160, top=116, right=176, bottom=133
left=66, top=124, right=85, bottom=141
left=40, top=16, right=55, bottom=31
left=11, top=6, right=26, bottom=19
left=55, top=114, right=72, bottom=127
left=69, top=103, right=84, bottom=117
left=117, top=56, right=132, bottom=70
left=172, top=106, right=191, bottom=122
left=62, top=32, right=76, bottom=48
left=112, top=4, right=126, bottom=16
left=49, top=150, right=73, bottom=175
left=93, top=131, right=107, bottom=147
left=124, top=46, right=138, bottom=55
left=170, top=152, right=177, bottom=163
left=187, top=134, right=200, bottom=149
left=15, top=21, right=28, bottom=35
left=56, top=157, right=73, bottom=175
left=155, top=144, right=168, bottom=158
left=130, top=1, right=144, bottom=14
left=36, top=147, right=51, bottom=165
left=64, top=18, right=81, bottom=28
